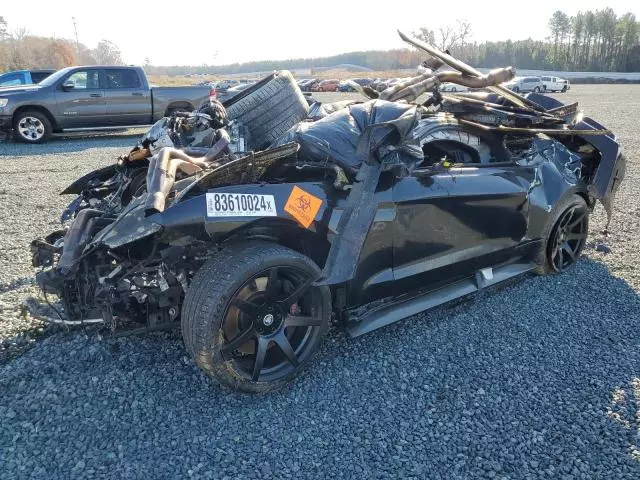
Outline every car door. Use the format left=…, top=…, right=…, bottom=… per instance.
left=103, top=68, right=150, bottom=125
left=391, top=159, right=535, bottom=296
left=54, top=69, right=107, bottom=128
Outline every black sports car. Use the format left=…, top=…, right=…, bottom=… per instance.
left=31, top=34, right=625, bottom=393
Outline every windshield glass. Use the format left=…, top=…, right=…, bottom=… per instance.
left=38, top=67, right=74, bottom=87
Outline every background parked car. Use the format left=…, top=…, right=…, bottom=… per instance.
left=439, top=82, right=471, bottom=92
left=215, top=79, right=239, bottom=90
left=504, top=76, right=544, bottom=93
left=316, top=79, right=340, bottom=92
left=299, top=79, right=320, bottom=92
left=297, top=79, right=315, bottom=92
left=369, top=78, right=385, bottom=91
left=0, top=69, right=55, bottom=87
left=541, top=76, right=570, bottom=92
left=217, top=81, right=255, bottom=102
left=338, top=78, right=373, bottom=92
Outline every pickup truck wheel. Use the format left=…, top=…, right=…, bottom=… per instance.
left=181, top=241, right=331, bottom=393
left=535, top=194, right=589, bottom=275
left=13, top=110, right=52, bottom=143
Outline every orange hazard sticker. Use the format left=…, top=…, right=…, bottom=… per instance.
left=284, top=186, right=323, bottom=228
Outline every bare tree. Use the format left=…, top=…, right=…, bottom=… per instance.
left=416, top=19, right=472, bottom=52
left=0, top=16, right=8, bottom=39
left=46, top=39, right=77, bottom=69
left=457, top=19, right=472, bottom=50
left=93, top=39, right=124, bottom=65
left=437, top=25, right=461, bottom=51
left=413, top=27, right=436, bottom=45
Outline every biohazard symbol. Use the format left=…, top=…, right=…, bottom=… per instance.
left=284, top=186, right=323, bottom=228
left=296, top=195, right=312, bottom=211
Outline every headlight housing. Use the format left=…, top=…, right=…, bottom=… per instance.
left=0, top=99, right=8, bottom=108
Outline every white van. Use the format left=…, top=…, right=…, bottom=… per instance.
left=541, top=76, right=570, bottom=93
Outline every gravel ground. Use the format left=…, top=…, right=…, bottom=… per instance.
left=1, top=86, right=639, bottom=479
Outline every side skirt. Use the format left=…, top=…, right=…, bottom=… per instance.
left=345, top=261, right=536, bottom=337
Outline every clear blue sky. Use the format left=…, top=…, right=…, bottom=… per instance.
left=3, top=0, right=640, bottom=65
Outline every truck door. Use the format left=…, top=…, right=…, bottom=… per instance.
left=103, top=69, right=151, bottom=125
left=55, top=69, right=107, bottom=128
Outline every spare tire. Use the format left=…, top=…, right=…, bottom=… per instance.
left=224, top=71, right=309, bottom=150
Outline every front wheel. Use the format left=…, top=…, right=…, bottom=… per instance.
left=181, top=242, right=331, bottom=393
left=534, top=86, right=541, bottom=93
left=536, top=194, right=589, bottom=275
left=13, top=110, right=52, bottom=143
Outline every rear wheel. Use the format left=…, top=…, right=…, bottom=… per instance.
left=536, top=194, right=589, bottom=275
left=534, top=86, right=541, bottom=93
left=181, top=242, right=331, bottom=393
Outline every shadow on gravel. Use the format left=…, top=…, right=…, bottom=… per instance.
left=0, top=133, right=141, bottom=157
left=1, top=258, right=640, bottom=479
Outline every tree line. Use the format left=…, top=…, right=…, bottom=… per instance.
left=2, top=8, right=639, bottom=75
left=0, top=16, right=124, bottom=72
left=147, top=8, right=640, bottom=75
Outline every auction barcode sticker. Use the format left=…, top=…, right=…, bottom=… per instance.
left=206, top=193, right=277, bottom=217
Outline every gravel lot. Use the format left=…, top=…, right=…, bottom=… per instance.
left=1, top=86, right=639, bottom=479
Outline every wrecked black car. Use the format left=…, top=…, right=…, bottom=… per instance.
left=31, top=32, right=625, bottom=393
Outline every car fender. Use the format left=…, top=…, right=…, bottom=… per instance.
left=156, top=182, right=332, bottom=242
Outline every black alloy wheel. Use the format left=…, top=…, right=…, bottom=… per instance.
left=547, top=204, right=589, bottom=272
left=221, top=266, right=325, bottom=382
left=181, top=242, right=331, bottom=392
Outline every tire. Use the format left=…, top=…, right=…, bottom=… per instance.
left=562, top=86, right=568, bottom=93
left=181, top=241, right=331, bottom=393
left=543, top=85, right=547, bottom=92
left=224, top=71, right=309, bottom=150
left=451, top=87, right=457, bottom=92
left=534, top=86, right=541, bottom=93
left=13, top=110, right=52, bottom=143
left=535, top=194, right=589, bottom=275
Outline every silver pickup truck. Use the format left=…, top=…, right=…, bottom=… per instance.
left=0, top=66, right=213, bottom=143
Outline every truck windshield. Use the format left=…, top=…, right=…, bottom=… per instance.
left=38, top=67, right=74, bottom=87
